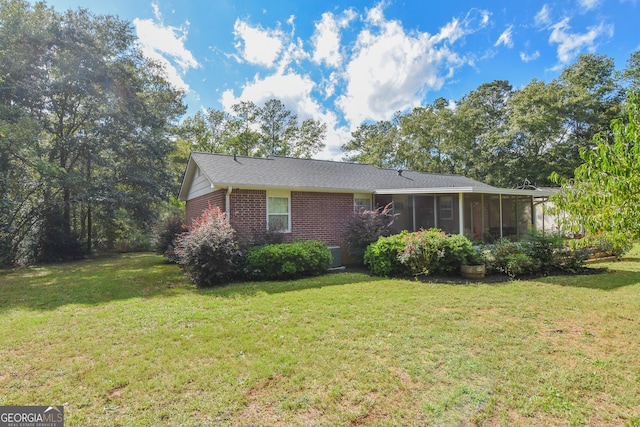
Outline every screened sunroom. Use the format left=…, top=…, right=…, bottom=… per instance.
left=373, top=188, right=552, bottom=242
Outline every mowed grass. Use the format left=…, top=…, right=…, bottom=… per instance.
left=1, top=251, right=640, bottom=426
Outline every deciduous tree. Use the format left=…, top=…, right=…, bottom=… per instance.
left=551, top=93, right=640, bottom=238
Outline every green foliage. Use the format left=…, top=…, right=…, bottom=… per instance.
left=553, top=247, right=591, bottom=273
left=174, top=205, right=241, bottom=287
left=483, top=240, right=537, bottom=278
left=179, top=98, right=327, bottom=159
left=344, top=202, right=396, bottom=261
left=483, top=231, right=592, bottom=277
left=398, top=229, right=448, bottom=276
left=365, top=229, right=478, bottom=277
left=363, top=232, right=409, bottom=277
left=152, top=213, right=188, bottom=263
left=568, top=231, right=634, bottom=259
left=245, top=240, right=332, bottom=281
left=525, top=230, right=566, bottom=274
left=0, top=1, right=185, bottom=265
left=35, top=207, right=84, bottom=263
left=551, top=92, right=640, bottom=238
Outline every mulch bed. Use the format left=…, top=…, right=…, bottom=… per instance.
left=334, top=264, right=609, bottom=284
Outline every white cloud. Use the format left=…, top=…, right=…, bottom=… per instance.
left=335, top=4, right=485, bottom=128
left=520, top=51, right=540, bottom=62
left=133, top=2, right=199, bottom=92
left=233, top=20, right=284, bottom=68
left=495, top=25, right=514, bottom=48
left=219, top=4, right=493, bottom=159
left=312, top=10, right=356, bottom=68
left=535, top=5, right=552, bottom=27
left=579, top=0, right=602, bottom=10
left=548, top=18, right=614, bottom=69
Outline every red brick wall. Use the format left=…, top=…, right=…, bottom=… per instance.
left=187, top=189, right=356, bottom=259
left=228, top=189, right=267, bottom=243
left=185, top=189, right=226, bottom=227
left=290, top=192, right=353, bottom=246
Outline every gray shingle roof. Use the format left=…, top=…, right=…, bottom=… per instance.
left=185, top=152, right=496, bottom=194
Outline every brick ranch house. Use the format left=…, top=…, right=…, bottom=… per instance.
left=179, top=152, right=554, bottom=263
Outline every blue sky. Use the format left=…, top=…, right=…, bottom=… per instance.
left=43, top=0, right=639, bottom=159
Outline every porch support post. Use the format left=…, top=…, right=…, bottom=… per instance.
left=458, top=192, right=464, bottom=236
left=434, top=195, right=438, bottom=228
left=499, top=194, right=503, bottom=239
left=481, top=194, right=485, bottom=239
left=412, top=195, right=417, bottom=232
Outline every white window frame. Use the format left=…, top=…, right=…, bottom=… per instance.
left=354, top=193, right=372, bottom=213
left=267, top=190, right=291, bottom=232
left=440, top=196, right=454, bottom=220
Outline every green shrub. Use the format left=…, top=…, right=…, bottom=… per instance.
left=569, top=231, right=633, bottom=259
left=397, top=229, right=448, bottom=276
left=525, top=230, right=565, bottom=274
left=174, top=205, right=241, bottom=287
left=246, top=240, right=332, bottom=281
left=365, top=229, right=478, bottom=277
left=363, top=232, right=409, bottom=277
left=441, top=233, right=479, bottom=273
left=152, top=213, right=188, bottom=263
left=484, top=239, right=537, bottom=278
left=553, top=246, right=590, bottom=273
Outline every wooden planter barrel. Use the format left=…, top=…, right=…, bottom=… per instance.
left=460, top=264, right=486, bottom=279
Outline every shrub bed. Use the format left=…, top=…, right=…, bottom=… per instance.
left=364, top=229, right=481, bottom=277
left=245, top=240, right=332, bottom=281
left=364, top=229, right=616, bottom=279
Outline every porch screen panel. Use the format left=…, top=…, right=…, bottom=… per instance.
left=517, top=196, right=533, bottom=237
left=463, top=194, right=484, bottom=241
left=436, top=195, right=459, bottom=235
left=414, top=195, right=435, bottom=230
left=392, top=195, right=414, bottom=232
left=501, top=196, right=518, bottom=240
left=486, top=195, right=502, bottom=241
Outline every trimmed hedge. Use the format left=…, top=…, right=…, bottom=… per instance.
left=363, top=232, right=409, bottom=277
left=245, top=240, right=332, bottom=281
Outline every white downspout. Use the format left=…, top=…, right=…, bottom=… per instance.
left=225, top=186, right=233, bottom=223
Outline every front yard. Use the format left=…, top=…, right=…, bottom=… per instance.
left=1, top=250, right=639, bottom=426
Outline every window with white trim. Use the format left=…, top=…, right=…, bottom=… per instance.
left=267, top=191, right=291, bottom=232
left=439, top=196, right=453, bottom=220
left=354, top=194, right=372, bottom=212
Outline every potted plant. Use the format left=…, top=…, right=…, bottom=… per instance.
left=460, top=246, right=486, bottom=279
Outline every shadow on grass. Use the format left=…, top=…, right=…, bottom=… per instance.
left=537, top=263, right=640, bottom=290
left=196, top=271, right=381, bottom=299
left=0, top=253, right=190, bottom=312
left=0, top=254, right=381, bottom=311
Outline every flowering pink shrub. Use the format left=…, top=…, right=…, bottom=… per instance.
left=173, top=204, right=241, bottom=287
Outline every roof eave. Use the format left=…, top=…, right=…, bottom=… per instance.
left=210, top=182, right=373, bottom=194
left=374, top=187, right=556, bottom=196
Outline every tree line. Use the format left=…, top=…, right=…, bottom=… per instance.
left=1, top=0, right=185, bottom=265
left=343, top=52, right=640, bottom=188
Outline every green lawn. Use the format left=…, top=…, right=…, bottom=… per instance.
left=1, top=250, right=639, bottom=426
